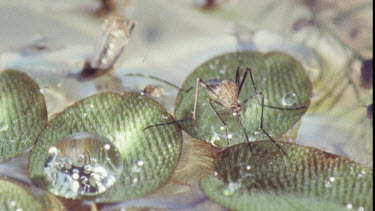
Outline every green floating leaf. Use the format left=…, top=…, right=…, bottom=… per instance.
left=201, top=141, right=372, bottom=210
left=29, top=92, right=183, bottom=202
left=201, top=177, right=348, bottom=211
left=0, top=178, right=43, bottom=211
left=175, top=51, right=312, bottom=147
left=0, top=70, right=47, bottom=163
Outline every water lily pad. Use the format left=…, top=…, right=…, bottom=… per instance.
left=29, top=92, right=182, bottom=202
left=175, top=51, right=312, bottom=147
left=0, top=177, right=43, bottom=211
left=200, top=141, right=372, bottom=210
left=0, top=70, right=47, bottom=163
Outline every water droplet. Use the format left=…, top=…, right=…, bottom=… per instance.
left=222, top=182, right=241, bottom=196
left=137, top=160, right=144, bottom=166
left=346, top=203, right=353, bottom=209
left=358, top=206, right=364, bottom=211
left=210, top=109, right=241, bottom=146
left=282, top=92, right=297, bottom=107
left=0, top=122, right=9, bottom=131
left=131, top=165, right=141, bottom=173
left=43, top=132, right=123, bottom=198
left=246, top=165, right=251, bottom=170
left=162, top=113, right=169, bottom=119
left=219, top=69, right=225, bottom=74
left=10, top=200, right=16, bottom=207
left=132, top=178, right=138, bottom=183
left=210, top=133, right=221, bottom=147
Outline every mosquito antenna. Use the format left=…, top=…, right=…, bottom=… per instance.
left=260, top=94, right=288, bottom=157
left=123, top=73, right=189, bottom=92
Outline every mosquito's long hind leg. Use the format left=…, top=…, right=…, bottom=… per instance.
left=143, top=117, right=194, bottom=131
left=143, top=78, right=219, bottom=130
left=260, top=94, right=288, bottom=156
left=207, top=98, right=230, bottom=146
left=236, top=114, right=253, bottom=152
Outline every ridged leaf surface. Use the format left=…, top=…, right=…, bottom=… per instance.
left=0, top=70, right=47, bottom=163
left=175, top=52, right=312, bottom=147
left=29, top=92, right=182, bottom=202
left=200, top=141, right=372, bottom=210
left=0, top=178, right=43, bottom=211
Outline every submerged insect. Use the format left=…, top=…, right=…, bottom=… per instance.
left=125, top=66, right=307, bottom=156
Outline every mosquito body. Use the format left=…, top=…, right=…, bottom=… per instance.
left=125, top=66, right=293, bottom=156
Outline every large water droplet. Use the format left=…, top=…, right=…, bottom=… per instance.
left=282, top=92, right=297, bottom=107
left=43, top=132, right=123, bottom=199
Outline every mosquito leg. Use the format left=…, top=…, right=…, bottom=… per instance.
left=143, top=117, right=194, bottom=131
left=235, top=66, right=241, bottom=87
left=238, top=67, right=259, bottom=99
left=123, top=73, right=191, bottom=92
left=143, top=78, right=218, bottom=130
left=207, top=99, right=230, bottom=146
left=260, top=94, right=288, bottom=156
left=236, top=114, right=253, bottom=152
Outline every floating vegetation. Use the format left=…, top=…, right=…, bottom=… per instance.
left=29, top=92, right=182, bottom=202
left=0, top=70, right=47, bottom=163
left=174, top=51, right=312, bottom=148
left=201, top=141, right=373, bottom=210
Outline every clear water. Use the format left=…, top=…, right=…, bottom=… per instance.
left=43, top=133, right=123, bottom=199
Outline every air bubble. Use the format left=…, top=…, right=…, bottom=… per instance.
left=0, top=122, right=9, bottom=131
left=43, top=132, right=123, bottom=199
left=282, top=92, right=297, bottom=107
left=222, top=182, right=241, bottom=196
left=10, top=200, right=16, bottom=207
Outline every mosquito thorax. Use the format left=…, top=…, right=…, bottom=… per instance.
left=213, top=80, right=239, bottom=108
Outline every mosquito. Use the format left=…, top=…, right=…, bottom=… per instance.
left=125, top=67, right=306, bottom=156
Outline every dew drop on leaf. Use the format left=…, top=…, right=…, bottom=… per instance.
left=282, top=92, right=297, bottom=107
left=43, top=132, right=123, bottom=199
left=0, top=122, right=8, bottom=132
